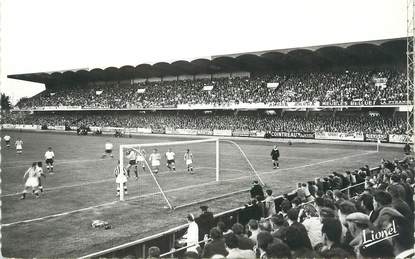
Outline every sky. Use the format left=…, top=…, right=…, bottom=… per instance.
left=0, top=0, right=407, bottom=104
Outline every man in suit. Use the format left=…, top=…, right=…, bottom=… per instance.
left=196, top=205, right=215, bottom=242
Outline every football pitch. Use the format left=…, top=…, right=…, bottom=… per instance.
left=1, top=130, right=403, bottom=257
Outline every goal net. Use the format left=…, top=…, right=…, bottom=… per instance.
left=119, top=138, right=265, bottom=210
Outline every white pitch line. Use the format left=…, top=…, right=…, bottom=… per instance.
left=1, top=166, right=239, bottom=198
left=1, top=151, right=376, bottom=227
left=1, top=158, right=109, bottom=169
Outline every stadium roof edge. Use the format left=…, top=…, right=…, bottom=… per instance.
left=7, top=37, right=407, bottom=88
left=211, top=37, right=407, bottom=58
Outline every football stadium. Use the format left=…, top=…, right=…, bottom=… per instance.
left=1, top=2, right=414, bottom=259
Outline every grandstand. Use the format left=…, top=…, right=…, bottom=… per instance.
left=2, top=37, right=414, bottom=258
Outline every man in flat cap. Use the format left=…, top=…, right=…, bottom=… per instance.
left=249, top=180, right=264, bottom=201
left=196, top=205, right=215, bottom=242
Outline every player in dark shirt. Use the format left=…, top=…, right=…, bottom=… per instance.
left=271, top=145, right=280, bottom=169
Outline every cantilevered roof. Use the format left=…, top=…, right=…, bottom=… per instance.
left=8, top=37, right=406, bottom=89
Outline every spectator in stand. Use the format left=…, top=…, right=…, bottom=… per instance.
left=285, top=225, right=316, bottom=258
left=263, top=189, right=276, bottom=217
left=224, top=233, right=256, bottom=259
left=201, top=227, right=228, bottom=258
left=270, top=214, right=288, bottom=240
left=370, top=190, right=392, bottom=223
left=300, top=204, right=323, bottom=249
left=247, top=219, right=260, bottom=245
left=318, top=218, right=353, bottom=258
left=286, top=208, right=312, bottom=250
left=231, top=223, right=255, bottom=250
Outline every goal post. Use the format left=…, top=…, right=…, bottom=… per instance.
left=119, top=138, right=220, bottom=204
left=118, top=137, right=265, bottom=210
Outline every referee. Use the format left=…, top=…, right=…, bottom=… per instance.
left=271, top=145, right=280, bottom=169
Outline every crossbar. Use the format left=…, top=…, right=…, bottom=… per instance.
left=120, top=138, right=219, bottom=149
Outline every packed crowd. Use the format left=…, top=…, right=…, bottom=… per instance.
left=2, top=111, right=407, bottom=135
left=148, top=158, right=414, bottom=259
left=16, top=68, right=406, bottom=110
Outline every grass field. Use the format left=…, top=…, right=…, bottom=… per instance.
left=0, top=130, right=403, bottom=257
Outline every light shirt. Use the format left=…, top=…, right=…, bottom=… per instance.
left=45, top=151, right=55, bottom=159
left=105, top=142, right=113, bottom=150
left=183, top=221, right=199, bottom=252
left=127, top=151, right=136, bottom=161
left=4, top=135, right=11, bottom=141
left=166, top=151, right=175, bottom=160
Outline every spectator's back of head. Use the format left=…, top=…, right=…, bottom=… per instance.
left=387, top=184, right=403, bottom=199
left=285, top=226, right=307, bottom=250
left=224, top=233, right=238, bottom=249
left=259, top=219, right=272, bottom=232
left=247, top=219, right=258, bottom=231
left=321, top=218, right=342, bottom=244
left=210, top=227, right=222, bottom=240
left=338, top=201, right=357, bottom=216
left=256, top=231, right=274, bottom=250
left=148, top=246, right=160, bottom=258
left=280, top=199, right=292, bottom=213
left=266, top=240, right=292, bottom=258
left=373, top=190, right=392, bottom=209
left=271, top=213, right=285, bottom=227
left=288, top=208, right=300, bottom=221
left=231, top=223, right=244, bottom=235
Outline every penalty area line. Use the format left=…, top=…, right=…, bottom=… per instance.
left=1, top=150, right=376, bottom=227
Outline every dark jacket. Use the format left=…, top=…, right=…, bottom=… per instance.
left=270, top=148, right=280, bottom=160
left=236, top=234, right=255, bottom=250
left=202, top=238, right=228, bottom=258
left=250, top=184, right=264, bottom=200
left=196, top=211, right=215, bottom=241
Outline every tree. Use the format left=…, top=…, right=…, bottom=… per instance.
left=1, top=93, right=12, bottom=111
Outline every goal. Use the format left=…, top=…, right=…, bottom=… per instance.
left=119, top=137, right=264, bottom=209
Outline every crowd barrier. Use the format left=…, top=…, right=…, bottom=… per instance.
left=79, top=163, right=386, bottom=259
left=1, top=124, right=410, bottom=144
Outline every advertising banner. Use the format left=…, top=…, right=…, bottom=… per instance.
left=315, top=132, right=364, bottom=141
left=365, top=133, right=389, bottom=143
left=101, top=127, right=125, bottom=132
left=90, top=126, right=102, bottom=132
left=176, top=128, right=198, bottom=135
left=270, top=131, right=315, bottom=139
left=232, top=130, right=251, bottom=137
left=137, top=128, right=152, bottom=134
left=54, top=125, right=66, bottom=131
left=165, top=127, right=175, bottom=134
left=1, top=124, right=15, bottom=129
left=152, top=128, right=166, bottom=134
left=197, top=129, right=214, bottom=136
left=213, top=129, right=232, bottom=136
left=389, top=134, right=411, bottom=143
left=256, top=131, right=266, bottom=137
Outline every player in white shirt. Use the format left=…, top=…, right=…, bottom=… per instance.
left=184, top=149, right=194, bottom=174
left=165, top=148, right=176, bottom=172
left=20, top=162, right=41, bottom=199
left=149, top=148, right=161, bottom=174
left=44, top=147, right=55, bottom=174
left=102, top=140, right=114, bottom=158
left=114, top=160, right=128, bottom=196
left=135, top=148, right=147, bottom=172
left=3, top=135, right=11, bottom=148
left=126, top=149, right=138, bottom=179
left=36, top=161, right=46, bottom=193
left=15, top=137, right=23, bottom=154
